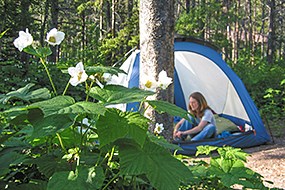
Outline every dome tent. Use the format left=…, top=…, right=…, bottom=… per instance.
left=109, top=37, right=271, bottom=155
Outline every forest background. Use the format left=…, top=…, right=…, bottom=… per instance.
left=1, top=0, right=284, bottom=136
left=0, top=0, right=285, bottom=189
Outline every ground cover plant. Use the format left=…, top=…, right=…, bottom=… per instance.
left=0, top=28, right=280, bottom=190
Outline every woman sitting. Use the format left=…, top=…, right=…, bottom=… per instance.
left=173, top=92, right=217, bottom=141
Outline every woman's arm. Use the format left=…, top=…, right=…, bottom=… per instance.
left=177, top=120, right=208, bottom=137
left=173, top=118, right=185, bottom=131
left=173, top=118, right=185, bottom=138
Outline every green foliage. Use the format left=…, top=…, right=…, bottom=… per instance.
left=147, top=100, right=191, bottom=122
left=0, top=83, right=50, bottom=104
left=175, top=1, right=234, bottom=49
left=1, top=64, right=277, bottom=189
left=47, top=166, right=105, bottom=190
left=98, top=4, right=140, bottom=66
left=89, top=84, right=154, bottom=106
left=97, top=108, right=149, bottom=148
left=23, top=46, right=52, bottom=58
left=179, top=145, right=274, bottom=190
left=1, top=2, right=284, bottom=187
left=118, top=138, right=192, bottom=190
left=0, top=65, right=194, bottom=189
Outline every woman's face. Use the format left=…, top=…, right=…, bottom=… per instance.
left=189, top=97, right=199, bottom=111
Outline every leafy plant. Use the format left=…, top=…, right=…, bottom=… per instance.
left=0, top=27, right=192, bottom=190
left=179, top=145, right=276, bottom=190
left=1, top=26, right=279, bottom=190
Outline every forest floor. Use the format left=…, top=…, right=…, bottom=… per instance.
left=243, top=137, right=285, bottom=189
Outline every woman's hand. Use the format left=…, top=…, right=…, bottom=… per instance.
left=175, top=131, right=184, bottom=138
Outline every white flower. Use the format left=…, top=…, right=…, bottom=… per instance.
left=82, top=118, right=90, bottom=126
left=46, top=28, right=65, bottom=46
left=102, top=73, right=112, bottom=83
left=154, top=123, right=164, bottom=134
left=68, top=62, right=88, bottom=86
left=89, top=75, right=95, bottom=80
left=141, top=70, right=172, bottom=92
left=141, top=77, right=158, bottom=92
left=157, top=70, right=172, bottom=89
left=13, top=28, right=33, bottom=51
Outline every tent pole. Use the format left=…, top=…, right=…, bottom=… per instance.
left=263, top=114, right=275, bottom=144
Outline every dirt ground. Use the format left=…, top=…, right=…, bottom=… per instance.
left=243, top=137, right=285, bottom=189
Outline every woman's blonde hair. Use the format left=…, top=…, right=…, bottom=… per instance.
left=188, top=92, right=210, bottom=118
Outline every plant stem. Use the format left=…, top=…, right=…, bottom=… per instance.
left=56, top=133, right=66, bottom=153
left=138, top=101, right=144, bottom=112
left=62, top=81, right=70, bottom=95
left=142, top=103, right=150, bottom=115
left=102, top=172, right=120, bottom=190
left=40, top=57, right=57, bottom=95
left=85, top=80, right=94, bottom=102
left=108, top=146, right=115, bottom=164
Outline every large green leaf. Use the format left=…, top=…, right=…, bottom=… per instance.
left=37, top=47, right=53, bottom=57
left=89, top=85, right=154, bottom=106
left=147, top=132, right=183, bottom=151
left=23, top=46, right=40, bottom=57
left=27, top=108, right=44, bottom=124
left=29, top=96, right=75, bottom=116
left=23, top=46, right=52, bottom=58
left=118, top=139, right=192, bottom=190
left=196, top=145, right=218, bottom=156
left=52, top=127, right=82, bottom=148
left=0, top=180, right=47, bottom=190
left=57, top=101, right=106, bottom=116
left=3, top=136, right=31, bottom=148
left=218, top=146, right=248, bottom=162
left=0, top=150, right=28, bottom=177
left=147, top=100, right=191, bottom=121
left=29, top=113, right=75, bottom=139
left=86, top=65, right=126, bottom=76
left=47, top=166, right=105, bottom=190
left=0, top=83, right=50, bottom=104
left=31, top=155, right=72, bottom=178
left=219, top=160, right=266, bottom=188
left=96, top=108, right=149, bottom=147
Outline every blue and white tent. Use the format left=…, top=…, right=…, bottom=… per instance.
left=109, top=37, right=271, bottom=155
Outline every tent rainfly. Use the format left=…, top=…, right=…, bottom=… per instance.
left=108, top=37, right=272, bottom=155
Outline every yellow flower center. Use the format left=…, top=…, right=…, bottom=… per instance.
left=145, top=80, right=152, bottom=88
left=77, top=71, right=83, bottom=81
left=49, top=36, right=56, bottom=43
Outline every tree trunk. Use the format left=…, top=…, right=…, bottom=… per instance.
left=50, top=0, right=59, bottom=62
left=126, top=0, right=134, bottom=21
left=247, top=0, right=253, bottom=53
left=185, top=0, right=190, bottom=13
left=260, top=0, right=266, bottom=58
left=40, top=0, right=50, bottom=46
left=106, top=1, right=111, bottom=33
left=267, top=0, right=276, bottom=64
left=198, top=0, right=205, bottom=39
left=99, top=0, right=104, bottom=39
left=139, top=0, right=175, bottom=141
left=19, top=0, right=31, bottom=63
left=81, top=11, right=86, bottom=62
left=111, top=0, right=117, bottom=38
